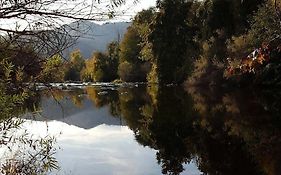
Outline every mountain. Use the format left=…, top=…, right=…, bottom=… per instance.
left=25, top=96, right=125, bottom=129
left=64, top=21, right=131, bottom=59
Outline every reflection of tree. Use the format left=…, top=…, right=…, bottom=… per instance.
left=0, top=87, right=58, bottom=174
left=43, top=87, right=122, bottom=117
left=119, top=86, right=196, bottom=175
left=37, top=85, right=281, bottom=175
left=43, top=88, right=84, bottom=108
left=119, top=85, right=281, bottom=175
left=86, top=87, right=107, bottom=108
left=66, top=89, right=84, bottom=108
left=145, top=87, right=196, bottom=175
left=118, top=87, right=149, bottom=130
left=86, top=87, right=121, bottom=117
left=187, top=86, right=281, bottom=175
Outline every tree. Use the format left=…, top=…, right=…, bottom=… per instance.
left=92, top=52, right=108, bottom=82
left=118, top=61, right=134, bottom=82
left=81, top=58, right=95, bottom=82
left=248, top=1, right=281, bottom=46
left=119, top=26, right=142, bottom=63
left=40, top=54, right=65, bottom=82
left=226, top=0, right=281, bottom=60
left=106, top=41, right=119, bottom=81
left=81, top=42, right=119, bottom=82
left=133, top=8, right=156, bottom=62
left=0, top=0, right=132, bottom=86
left=186, top=0, right=266, bottom=86
left=149, top=0, right=198, bottom=84
left=64, top=49, right=85, bottom=81
left=0, top=42, right=49, bottom=91
left=117, top=9, right=156, bottom=82
left=118, top=26, right=148, bottom=82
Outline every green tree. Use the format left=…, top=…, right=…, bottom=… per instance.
left=119, top=26, right=141, bottom=63
left=40, top=54, right=65, bottom=82
left=186, top=0, right=265, bottom=86
left=64, top=49, right=85, bottom=81
left=118, top=61, right=134, bottom=82
left=133, top=8, right=156, bottom=62
left=149, top=0, right=198, bottom=84
left=106, top=41, right=119, bottom=81
left=118, top=26, right=148, bottom=82
left=81, top=41, right=120, bottom=82
left=247, top=1, right=281, bottom=46
left=92, top=52, right=108, bottom=82
left=0, top=42, right=43, bottom=86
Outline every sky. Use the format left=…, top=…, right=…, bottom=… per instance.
left=125, top=0, right=157, bottom=14
left=0, top=0, right=157, bottom=32
left=0, top=119, right=201, bottom=175
left=108, top=0, right=157, bottom=21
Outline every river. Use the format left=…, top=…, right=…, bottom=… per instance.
left=1, top=84, right=280, bottom=175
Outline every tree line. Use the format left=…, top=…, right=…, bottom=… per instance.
left=41, top=0, right=280, bottom=87
left=1, top=0, right=281, bottom=87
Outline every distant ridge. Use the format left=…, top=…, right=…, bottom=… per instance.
left=25, top=96, right=125, bottom=129
left=64, top=21, right=131, bottom=59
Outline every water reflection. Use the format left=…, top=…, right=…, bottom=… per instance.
left=42, top=85, right=280, bottom=175
left=4, top=84, right=281, bottom=175
left=0, top=89, right=58, bottom=174
left=186, top=87, right=281, bottom=175
left=33, top=86, right=203, bottom=175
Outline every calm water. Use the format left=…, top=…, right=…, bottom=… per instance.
left=2, top=85, right=281, bottom=175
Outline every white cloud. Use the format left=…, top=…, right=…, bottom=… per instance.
left=18, top=120, right=201, bottom=175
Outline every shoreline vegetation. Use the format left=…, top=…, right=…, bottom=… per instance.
left=24, top=0, right=281, bottom=90
left=1, top=1, right=280, bottom=91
